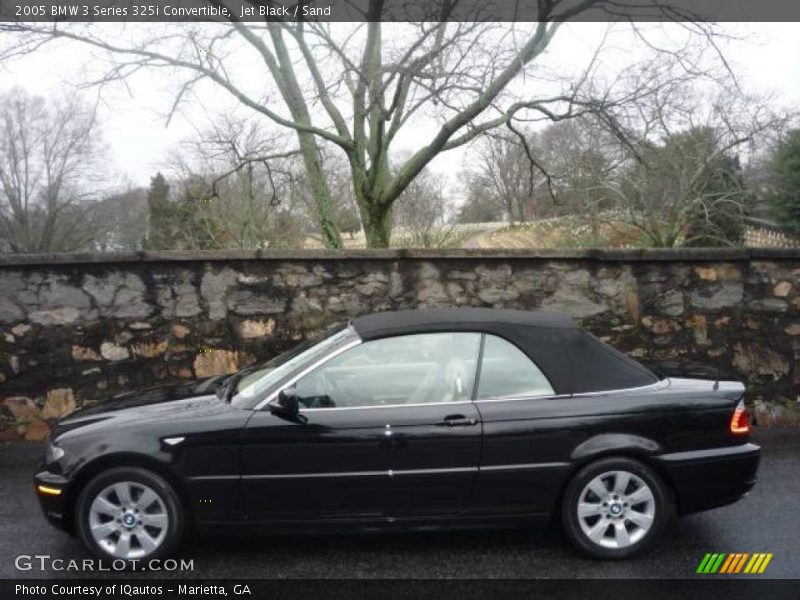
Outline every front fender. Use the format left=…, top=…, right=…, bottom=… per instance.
left=60, top=450, right=190, bottom=533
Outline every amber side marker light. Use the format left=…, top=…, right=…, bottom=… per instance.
left=730, top=399, right=751, bottom=435
left=36, top=485, right=62, bottom=496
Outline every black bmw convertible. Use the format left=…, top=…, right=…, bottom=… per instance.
left=35, top=308, right=760, bottom=562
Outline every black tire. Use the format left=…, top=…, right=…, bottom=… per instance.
left=561, top=457, right=672, bottom=559
left=76, top=467, right=185, bottom=566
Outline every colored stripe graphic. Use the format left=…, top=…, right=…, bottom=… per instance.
left=734, top=553, right=749, bottom=573
left=710, top=553, right=726, bottom=573
left=745, top=554, right=760, bottom=573
left=697, top=553, right=727, bottom=573
left=719, top=554, right=736, bottom=573
left=697, top=552, right=772, bottom=574
left=751, top=554, right=766, bottom=573
left=758, top=554, right=773, bottom=573
left=696, top=554, right=712, bottom=573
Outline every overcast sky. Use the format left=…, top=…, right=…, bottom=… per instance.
left=1, top=22, right=798, bottom=195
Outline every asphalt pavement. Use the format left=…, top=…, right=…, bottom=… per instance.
left=1, top=428, right=798, bottom=579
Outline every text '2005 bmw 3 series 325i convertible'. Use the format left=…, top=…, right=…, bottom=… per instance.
left=35, top=308, right=760, bottom=562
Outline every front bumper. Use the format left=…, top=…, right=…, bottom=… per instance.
left=655, top=442, right=761, bottom=515
left=34, top=470, right=71, bottom=532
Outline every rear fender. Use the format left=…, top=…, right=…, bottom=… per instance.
left=570, top=433, right=662, bottom=462
left=545, top=434, right=668, bottom=527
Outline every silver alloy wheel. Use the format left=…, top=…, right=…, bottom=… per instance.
left=88, top=481, right=169, bottom=559
left=576, top=470, right=656, bottom=549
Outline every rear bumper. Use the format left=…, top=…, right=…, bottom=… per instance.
left=655, top=443, right=761, bottom=515
left=33, top=470, right=71, bottom=533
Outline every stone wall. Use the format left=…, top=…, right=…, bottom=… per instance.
left=1, top=248, right=798, bottom=440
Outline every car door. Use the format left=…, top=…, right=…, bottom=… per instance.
left=469, top=333, right=574, bottom=517
left=240, top=331, right=483, bottom=521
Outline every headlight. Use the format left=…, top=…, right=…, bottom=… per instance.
left=45, top=443, right=65, bottom=464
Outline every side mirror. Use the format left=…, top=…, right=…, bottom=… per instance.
left=270, top=387, right=306, bottom=423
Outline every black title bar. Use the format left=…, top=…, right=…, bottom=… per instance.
left=4, top=579, right=800, bottom=600
left=1, top=0, right=800, bottom=22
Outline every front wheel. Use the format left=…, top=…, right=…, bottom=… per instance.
left=76, top=467, right=184, bottom=564
left=561, top=457, right=672, bottom=559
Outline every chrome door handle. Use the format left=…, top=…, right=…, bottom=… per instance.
left=438, top=414, right=478, bottom=427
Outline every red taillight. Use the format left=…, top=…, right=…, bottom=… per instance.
left=730, top=399, right=751, bottom=435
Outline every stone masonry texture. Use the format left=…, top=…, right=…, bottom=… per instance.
left=0, top=248, right=798, bottom=439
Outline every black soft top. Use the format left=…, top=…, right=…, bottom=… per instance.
left=351, top=308, right=657, bottom=395
left=352, top=308, right=575, bottom=338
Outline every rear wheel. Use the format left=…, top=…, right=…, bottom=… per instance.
left=561, top=457, right=672, bottom=559
left=76, top=467, right=184, bottom=564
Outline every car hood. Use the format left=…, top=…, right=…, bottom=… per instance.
left=53, top=375, right=232, bottom=436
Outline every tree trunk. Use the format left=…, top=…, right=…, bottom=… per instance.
left=589, top=198, right=599, bottom=245
left=264, top=23, right=344, bottom=250
left=296, top=130, right=343, bottom=249
left=361, top=203, right=392, bottom=248
left=517, top=200, right=526, bottom=224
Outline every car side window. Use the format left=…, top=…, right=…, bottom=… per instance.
left=292, top=332, right=481, bottom=409
left=477, top=335, right=555, bottom=399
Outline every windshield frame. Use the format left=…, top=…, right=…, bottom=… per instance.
left=230, top=324, right=360, bottom=410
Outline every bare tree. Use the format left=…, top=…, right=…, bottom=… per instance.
left=393, top=162, right=452, bottom=247
left=533, top=119, right=621, bottom=240
left=168, top=116, right=307, bottom=249
left=0, top=89, right=105, bottom=253
left=88, top=186, right=149, bottom=252
left=594, top=82, right=785, bottom=246
left=0, top=2, right=728, bottom=248
left=457, top=179, right=505, bottom=224
left=286, top=149, right=363, bottom=244
left=464, top=119, right=618, bottom=236
left=470, top=130, right=534, bottom=226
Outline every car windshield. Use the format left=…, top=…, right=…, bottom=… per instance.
left=230, top=324, right=357, bottom=409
